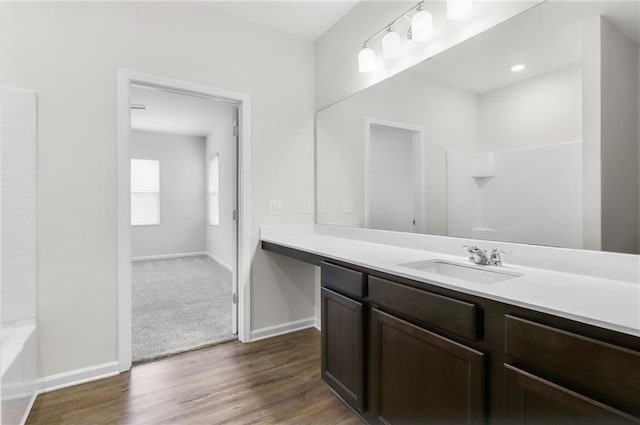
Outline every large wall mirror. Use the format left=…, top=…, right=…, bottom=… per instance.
left=316, top=1, right=640, bottom=254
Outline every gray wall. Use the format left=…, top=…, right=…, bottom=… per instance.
left=131, top=131, right=206, bottom=258
left=1, top=90, right=37, bottom=324
left=479, top=65, right=582, bottom=152
left=314, top=1, right=542, bottom=109
left=316, top=75, right=480, bottom=234
left=582, top=16, right=603, bottom=251
left=600, top=18, right=639, bottom=254
left=0, top=2, right=315, bottom=378
left=205, top=103, right=235, bottom=270
left=582, top=16, right=640, bottom=254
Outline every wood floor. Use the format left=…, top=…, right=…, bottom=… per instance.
left=26, top=329, right=361, bottom=425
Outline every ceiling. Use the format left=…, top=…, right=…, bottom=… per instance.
left=131, top=0, right=640, bottom=131
left=131, top=0, right=359, bottom=137
left=130, top=86, right=235, bottom=137
left=205, top=1, right=359, bottom=40
left=130, top=1, right=362, bottom=134
left=405, top=1, right=640, bottom=94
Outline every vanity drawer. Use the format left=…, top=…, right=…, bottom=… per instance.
left=368, top=276, right=479, bottom=340
left=505, top=315, right=640, bottom=415
left=321, top=262, right=365, bottom=298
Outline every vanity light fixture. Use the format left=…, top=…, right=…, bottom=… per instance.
left=358, top=44, right=377, bottom=73
left=447, top=0, right=473, bottom=20
left=358, top=0, right=473, bottom=73
left=410, top=4, right=434, bottom=42
left=510, top=64, right=526, bottom=72
left=357, top=1, right=432, bottom=73
left=381, top=27, right=403, bottom=59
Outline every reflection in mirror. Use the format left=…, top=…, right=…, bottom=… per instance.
left=316, top=1, right=640, bottom=254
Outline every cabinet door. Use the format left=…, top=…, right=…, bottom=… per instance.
left=371, top=308, right=485, bottom=425
left=321, top=287, right=364, bottom=411
left=505, top=365, right=640, bottom=425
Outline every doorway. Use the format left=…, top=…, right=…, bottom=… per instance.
left=364, top=117, right=426, bottom=233
left=117, top=71, right=251, bottom=371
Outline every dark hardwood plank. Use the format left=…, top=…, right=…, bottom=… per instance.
left=26, top=329, right=362, bottom=425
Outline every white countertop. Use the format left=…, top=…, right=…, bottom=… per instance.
left=261, top=225, right=640, bottom=338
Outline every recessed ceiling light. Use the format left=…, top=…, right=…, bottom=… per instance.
left=511, top=64, right=526, bottom=72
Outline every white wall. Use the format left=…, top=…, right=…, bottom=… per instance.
left=479, top=65, right=582, bottom=151
left=0, top=89, right=37, bottom=325
left=0, top=2, right=316, bottom=379
left=317, top=75, right=479, bottom=234
left=318, top=61, right=586, bottom=241
left=448, top=142, right=583, bottom=249
left=0, top=89, right=38, bottom=425
left=130, top=131, right=206, bottom=258
left=368, top=126, right=416, bottom=233
left=582, top=16, right=603, bottom=251
left=205, top=103, right=235, bottom=270
left=444, top=65, right=584, bottom=249
left=582, top=16, right=640, bottom=254
left=315, top=0, right=543, bottom=109
left=600, top=18, right=639, bottom=254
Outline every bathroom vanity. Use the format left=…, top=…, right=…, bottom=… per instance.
left=261, top=225, right=640, bottom=425
left=281, top=0, right=640, bottom=422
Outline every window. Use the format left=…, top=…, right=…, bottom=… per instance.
left=131, top=159, right=160, bottom=226
left=208, top=155, right=219, bottom=226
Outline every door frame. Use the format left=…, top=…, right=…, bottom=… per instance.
left=117, top=69, right=251, bottom=372
left=363, top=117, right=426, bottom=233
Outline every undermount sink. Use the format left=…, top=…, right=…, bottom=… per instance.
left=399, top=259, right=521, bottom=284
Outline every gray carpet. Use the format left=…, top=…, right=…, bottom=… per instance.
left=132, top=255, right=235, bottom=363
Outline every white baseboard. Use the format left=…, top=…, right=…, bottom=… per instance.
left=250, top=317, right=316, bottom=342
left=37, top=361, right=120, bottom=394
left=131, top=251, right=207, bottom=262
left=314, top=317, right=321, bottom=331
left=206, top=252, right=232, bottom=272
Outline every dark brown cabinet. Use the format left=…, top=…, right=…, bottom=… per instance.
left=504, top=365, right=640, bottom=425
left=321, top=287, right=365, bottom=412
left=288, top=254, right=640, bottom=425
left=503, top=315, right=640, bottom=424
left=369, top=276, right=479, bottom=340
left=371, top=308, right=485, bottom=425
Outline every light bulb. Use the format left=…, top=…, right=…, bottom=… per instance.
left=381, top=28, right=402, bottom=59
left=411, top=7, right=434, bottom=42
left=447, top=0, right=472, bottom=20
left=511, top=64, right=526, bottom=72
left=358, top=45, right=376, bottom=73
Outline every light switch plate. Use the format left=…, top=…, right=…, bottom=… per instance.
left=302, top=200, right=312, bottom=214
left=343, top=199, right=354, bottom=214
left=318, top=199, right=326, bottom=214
left=268, top=200, right=282, bottom=215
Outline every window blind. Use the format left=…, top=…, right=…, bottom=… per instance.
left=131, top=158, right=160, bottom=226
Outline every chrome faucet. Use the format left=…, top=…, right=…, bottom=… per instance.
left=464, top=245, right=491, bottom=265
left=463, top=245, right=509, bottom=266
left=490, top=248, right=509, bottom=266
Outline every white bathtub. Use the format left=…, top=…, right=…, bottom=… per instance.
left=1, top=323, right=37, bottom=425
